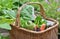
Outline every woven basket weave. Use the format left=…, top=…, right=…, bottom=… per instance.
left=9, top=2, right=59, bottom=39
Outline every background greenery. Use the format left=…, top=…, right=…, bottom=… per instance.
left=0, top=0, right=60, bottom=39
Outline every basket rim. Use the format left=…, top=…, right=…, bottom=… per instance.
left=10, top=18, right=59, bottom=34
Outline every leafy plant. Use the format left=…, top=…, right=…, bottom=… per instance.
left=0, top=5, right=36, bottom=30
left=20, top=5, right=36, bottom=20
left=20, top=5, right=36, bottom=30
left=0, top=0, right=59, bottom=32
left=34, top=15, right=46, bottom=28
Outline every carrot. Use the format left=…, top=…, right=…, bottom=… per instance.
left=40, top=24, right=46, bottom=31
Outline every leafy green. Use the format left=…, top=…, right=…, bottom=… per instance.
left=0, top=16, right=14, bottom=30
left=34, top=15, right=46, bottom=28
left=2, top=9, right=16, bottom=19
left=20, top=17, right=35, bottom=30
left=20, top=15, right=47, bottom=30
left=0, top=0, right=13, bottom=10
left=0, top=0, right=59, bottom=31
left=21, top=5, right=36, bottom=21
left=20, top=5, right=37, bottom=30
left=0, top=10, right=15, bottom=30
left=0, top=18, right=14, bottom=24
left=0, top=23, right=11, bottom=30
left=0, top=5, right=36, bottom=30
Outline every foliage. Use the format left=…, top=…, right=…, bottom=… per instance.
left=41, top=1, right=58, bottom=19
left=0, top=0, right=60, bottom=30
left=0, top=0, right=13, bottom=11
left=34, top=15, right=46, bottom=28
left=20, top=5, right=36, bottom=20
left=0, top=3, right=36, bottom=30
left=0, top=0, right=60, bottom=39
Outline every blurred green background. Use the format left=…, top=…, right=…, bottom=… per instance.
left=0, top=0, right=60, bottom=39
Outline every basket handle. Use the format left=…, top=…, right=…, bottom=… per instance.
left=15, top=2, right=47, bottom=27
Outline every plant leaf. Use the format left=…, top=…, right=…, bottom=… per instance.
left=34, top=15, right=46, bottom=27
left=21, top=5, right=36, bottom=21
left=2, top=9, right=16, bottom=19
left=0, top=23, right=11, bottom=30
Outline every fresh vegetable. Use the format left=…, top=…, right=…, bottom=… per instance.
left=34, top=15, right=47, bottom=28
left=0, top=5, right=36, bottom=30
left=20, top=18, right=35, bottom=30
left=40, top=24, right=46, bottom=31
left=20, top=15, right=47, bottom=31
left=0, top=1, right=48, bottom=31
left=21, top=5, right=36, bottom=20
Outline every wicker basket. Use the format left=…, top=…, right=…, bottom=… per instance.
left=9, top=2, right=59, bottom=39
